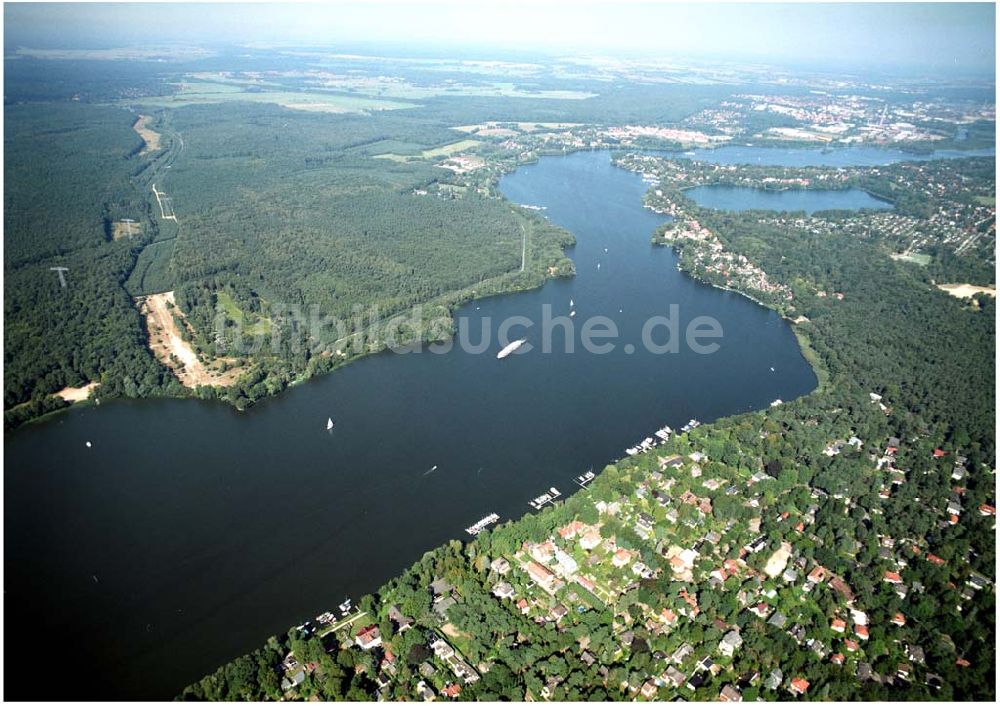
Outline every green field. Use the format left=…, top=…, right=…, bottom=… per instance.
left=128, top=81, right=418, bottom=113
left=375, top=138, right=482, bottom=162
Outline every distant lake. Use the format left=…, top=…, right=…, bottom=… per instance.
left=670, top=144, right=995, bottom=167
left=684, top=185, right=893, bottom=213
left=4, top=151, right=819, bottom=699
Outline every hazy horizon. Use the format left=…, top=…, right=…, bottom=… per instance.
left=4, top=1, right=997, bottom=77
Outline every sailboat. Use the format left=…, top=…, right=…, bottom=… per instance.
left=327, top=418, right=335, bottom=431
left=570, top=298, right=574, bottom=307
left=597, top=262, right=601, bottom=270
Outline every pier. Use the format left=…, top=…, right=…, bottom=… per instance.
left=466, top=512, right=500, bottom=536
left=528, top=486, right=562, bottom=510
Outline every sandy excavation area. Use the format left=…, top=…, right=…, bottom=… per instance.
left=937, top=283, right=997, bottom=299
left=55, top=381, right=100, bottom=402
left=138, top=291, right=244, bottom=388
left=133, top=114, right=161, bottom=154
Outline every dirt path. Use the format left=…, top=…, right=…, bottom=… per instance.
left=133, top=114, right=162, bottom=154
left=138, top=291, right=244, bottom=388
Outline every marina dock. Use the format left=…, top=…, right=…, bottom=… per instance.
left=465, top=512, right=500, bottom=536
left=528, top=486, right=562, bottom=509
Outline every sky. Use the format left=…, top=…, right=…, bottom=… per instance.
left=4, top=1, right=997, bottom=75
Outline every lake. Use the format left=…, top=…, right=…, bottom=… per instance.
left=684, top=185, right=893, bottom=213
left=4, top=150, right=818, bottom=699
left=668, top=144, right=995, bottom=167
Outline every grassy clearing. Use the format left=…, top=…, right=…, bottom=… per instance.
left=217, top=291, right=273, bottom=336
left=375, top=139, right=482, bottom=163
left=890, top=252, right=932, bottom=266
left=421, top=139, right=481, bottom=158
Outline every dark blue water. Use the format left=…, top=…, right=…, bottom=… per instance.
left=4, top=151, right=816, bottom=699
left=684, top=185, right=893, bottom=213
left=672, top=144, right=995, bottom=167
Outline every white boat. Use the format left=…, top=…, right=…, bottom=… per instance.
left=570, top=310, right=576, bottom=317
left=770, top=367, right=775, bottom=372
left=570, top=298, right=574, bottom=307
left=604, top=247, right=608, bottom=253
left=327, top=417, right=334, bottom=430
left=497, top=338, right=527, bottom=359
left=597, top=263, right=601, bottom=270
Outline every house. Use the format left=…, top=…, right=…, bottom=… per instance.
left=492, top=582, right=515, bottom=600
left=906, top=645, right=926, bottom=664
left=829, top=576, right=855, bottom=602
left=355, top=625, right=382, bottom=650
left=767, top=611, right=787, bottom=629
left=891, top=612, right=907, bottom=627
left=854, top=625, right=869, bottom=641
left=575, top=574, right=597, bottom=593
left=883, top=570, right=903, bottom=584
left=612, top=548, right=632, bottom=568
left=530, top=541, right=556, bottom=564
left=660, top=607, right=678, bottom=626
left=516, top=598, right=530, bottom=614
left=434, top=596, right=457, bottom=619
left=441, top=683, right=462, bottom=699
left=807, top=566, right=829, bottom=583
left=549, top=604, right=569, bottom=621
left=580, top=527, right=602, bottom=550
left=764, top=669, right=782, bottom=691
left=490, top=557, right=511, bottom=575
left=415, top=681, right=435, bottom=701
left=430, top=639, right=455, bottom=660
left=718, top=630, right=743, bottom=658
left=580, top=650, right=596, bottom=667
left=388, top=605, right=415, bottom=632
left=429, top=578, right=454, bottom=601
left=788, top=677, right=810, bottom=696
left=554, top=548, right=579, bottom=575
left=659, top=454, right=684, bottom=469
left=926, top=553, right=946, bottom=566
left=831, top=618, right=846, bottom=633
left=640, top=680, right=658, bottom=699
left=719, top=684, right=742, bottom=702
left=526, top=561, right=557, bottom=589
left=980, top=504, right=996, bottom=517
left=281, top=670, right=306, bottom=692
left=671, top=642, right=694, bottom=664
left=558, top=520, right=585, bottom=540
left=664, top=666, right=686, bottom=688
left=831, top=653, right=845, bottom=666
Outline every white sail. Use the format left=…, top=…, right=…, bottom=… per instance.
left=327, top=418, right=334, bottom=430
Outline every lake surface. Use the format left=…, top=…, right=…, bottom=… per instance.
left=684, top=185, right=893, bottom=213
left=670, top=144, right=995, bottom=167
left=4, top=151, right=818, bottom=699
